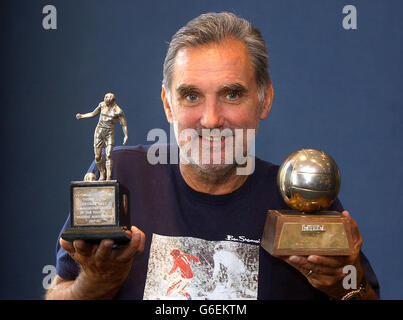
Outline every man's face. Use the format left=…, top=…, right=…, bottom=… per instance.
left=104, top=93, right=114, bottom=105
left=162, top=38, right=272, bottom=174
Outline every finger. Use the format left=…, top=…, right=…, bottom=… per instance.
left=60, top=238, right=75, bottom=255
left=285, top=256, right=319, bottom=277
left=287, top=255, right=308, bottom=267
left=73, top=240, right=94, bottom=257
left=307, top=273, right=343, bottom=292
left=116, top=226, right=145, bottom=262
left=284, top=256, right=309, bottom=274
left=288, top=256, right=341, bottom=276
left=125, top=229, right=132, bottom=238
left=301, top=263, right=342, bottom=276
left=136, top=227, right=146, bottom=253
left=94, top=239, right=114, bottom=261
left=131, top=226, right=146, bottom=254
left=307, top=255, right=349, bottom=268
left=128, top=226, right=146, bottom=255
left=341, top=210, right=350, bottom=218
left=342, top=210, right=363, bottom=250
left=350, top=220, right=362, bottom=250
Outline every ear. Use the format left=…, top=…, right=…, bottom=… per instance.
left=161, top=86, right=174, bottom=123
left=259, top=83, right=274, bottom=120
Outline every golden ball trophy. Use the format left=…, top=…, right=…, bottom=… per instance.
left=261, top=149, right=354, bottom=256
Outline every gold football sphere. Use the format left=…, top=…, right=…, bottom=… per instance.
left=277, top=148, right=341, bottom=213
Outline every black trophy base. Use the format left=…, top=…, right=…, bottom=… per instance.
left=61, top=227, right=131, bottom=245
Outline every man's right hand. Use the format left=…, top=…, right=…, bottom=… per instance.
left=50, top=226, right=145, bottom=299
left=76, top=113, right=82, bottom=119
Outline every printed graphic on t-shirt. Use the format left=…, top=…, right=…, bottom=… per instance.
left=143, top=234, right=259, bottom=300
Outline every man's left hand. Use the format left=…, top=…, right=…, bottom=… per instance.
left=281, top=210, right=365, bottom=299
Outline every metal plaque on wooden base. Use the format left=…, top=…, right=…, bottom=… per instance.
left=261, top=210, right=354, bottom=256
left=261, top=149, right=354, bottom=256
left=61, top=180, right=130, bottom=244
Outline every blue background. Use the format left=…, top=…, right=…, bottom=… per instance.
left=0, top=0, right=401, bottom=299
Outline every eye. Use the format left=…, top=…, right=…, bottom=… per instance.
left=186, top=93, right=199, bottom=102
left=226, top=91, right=240, bottom=100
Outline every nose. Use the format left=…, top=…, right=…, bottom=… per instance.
left=200, top=97, right=224, bottom=129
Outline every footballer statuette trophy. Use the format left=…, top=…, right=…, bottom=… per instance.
left=61, top=93, right=131, bottom=244
left=261, top=148, right=354, bottom=256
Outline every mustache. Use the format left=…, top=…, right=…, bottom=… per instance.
left=174, top=126, right=251, bottom=145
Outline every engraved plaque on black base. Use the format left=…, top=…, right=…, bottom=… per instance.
left=61, top=180, right=130, bottom=244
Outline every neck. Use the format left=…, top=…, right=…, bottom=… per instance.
left=179, top=162, right=249, bottom=195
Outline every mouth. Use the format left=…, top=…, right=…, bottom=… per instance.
left=199, top=134, right=232, bottom=148
left=201, top=135, right=225, bottom=142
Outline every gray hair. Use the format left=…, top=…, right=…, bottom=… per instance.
left=162, top=12, right=271, bottom=103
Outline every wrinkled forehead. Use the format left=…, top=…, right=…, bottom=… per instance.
left=172, top=39, right=256, bottom=91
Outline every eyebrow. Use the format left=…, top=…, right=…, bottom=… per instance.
left=175, top=83, right=248, bottom=97
left=218, top=83, right=248, bottom=95
left=175, top=84, right=200, bottom=97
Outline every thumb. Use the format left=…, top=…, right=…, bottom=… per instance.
left=342, top=210, right=362, bottom=248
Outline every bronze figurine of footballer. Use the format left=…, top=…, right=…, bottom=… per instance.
left=76, top=93, right=128, bottom=180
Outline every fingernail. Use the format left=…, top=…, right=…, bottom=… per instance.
left=133, top=231, right=141, bottom=240
left=73, top=240, right=84, bottom=249
left=308, top=255, right=318, bottom=263
left=289, top=256, right=300, bottom=263
left=102, top=239, right=113, bottom=247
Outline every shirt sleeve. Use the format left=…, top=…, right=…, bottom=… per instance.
left=360, top=251, right=380, bottom=298
left=55, top=215, right=80, bottom=280
left=329, top=198, right=381, bottom=298
left=329, top=197, right=344, bottom=212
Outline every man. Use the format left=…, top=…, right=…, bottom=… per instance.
left=76, top=92, right=129, bottom=181
left=211, top=243, right=247, bottom=299
left=46, top=12, right=379, bottom=300
left=166, top=249, right=200, bottom=299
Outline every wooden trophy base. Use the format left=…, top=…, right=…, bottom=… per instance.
left=61, top=226, right=130, bottom=244
left=261, top=210, right=354, bottom=256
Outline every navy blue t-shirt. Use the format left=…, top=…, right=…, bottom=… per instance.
left=56, top=145, right=379, bottom=299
